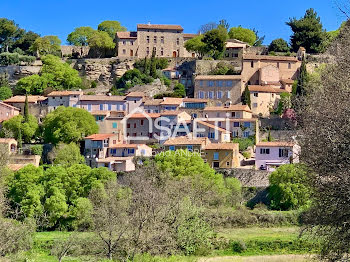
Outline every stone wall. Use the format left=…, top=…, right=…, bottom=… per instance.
left=61, top=45, right=91, bottom=58
left=217, top=168, right=270, bottom=187
left=0, top=61, right=42, bottom=85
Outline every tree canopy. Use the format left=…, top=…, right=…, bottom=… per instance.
left=286, top=8, right=326, bottom=53
left=42, top=107, right=98, bottom=145
left=202, top=28, right=227, bottom=60
left=50, top=143, right=86, bottom=167
left=88, top=31, right=115, bottom=50
left=268, top=38, right=290, bottom=52
left=184, top=35, right=206, bottom=58
left=97, top=20, right=127, bottom=39
left=30, top=35, right=61, bottom=56
left=228, top=26, right=256, bottom=46
left=2, top=114, right=38, bottom=143
left=67, top=26, right=95, bottom=46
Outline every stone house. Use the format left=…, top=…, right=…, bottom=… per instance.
left=255, top=141, right=300, bottom=171
left=78, top=95, right=127, bottom=112
left=203, top=143, right=240, bottom=168
left=47, top=91, right=83, bottom=112
left=93, top=111, right=126, bottom=139
left=116, top=24, right=196, bottom=58
left=3, top=96, right=48, bottom=121
left=163, top=136, right=210, bottom=152
left=158, top=111, right=192, bottom=143
left=0, top=102, right=20, bottom=123
left=224, top=39, right=249, bottom=61
left=194, top=75, right=243, bottom=106
left=194, top=120, right=231, bottom=143
left=248, top=85, right=288, bottom=117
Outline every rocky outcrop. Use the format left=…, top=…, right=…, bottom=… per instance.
left=0, top=61, right=42, bottom=85
left=128, top=79, right=170, bottom=97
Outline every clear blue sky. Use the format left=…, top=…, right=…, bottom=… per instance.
left=2, top=0, right=346, bottom=45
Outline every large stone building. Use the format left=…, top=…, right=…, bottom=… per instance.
left=116, top=23, right=196, bottom=58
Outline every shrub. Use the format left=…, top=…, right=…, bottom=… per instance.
left=90, top=81, right=97, bottom=88
left=231, top=240, right=247, bottom=253
left=0, top=52, right=35, bottom=66
left=232, top=137, right=255, bottom=152
left=0, top=86, right=13, bottom=100
left=242, top=151, right=251, bottom=159
left=30, top=145, right=43, bottom=156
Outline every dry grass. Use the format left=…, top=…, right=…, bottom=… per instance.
left=198, top=254, right=316, bottom=262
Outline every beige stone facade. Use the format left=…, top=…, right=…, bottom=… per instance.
left=204, top=143, right=240, bottom=168
left=116, top=24, right=196, bottom=58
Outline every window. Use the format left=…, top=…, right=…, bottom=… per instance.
left=218, top=81, right=223, bottom=87
left=231, top=112, right=236, bottom=117
left=111, top=149, right=117, bottom=154
left=60, top=97, right=62, bottom=99
left=217, top=91, right=222, bottom=99
left=213, top=162, right=220, bottom=168
left=244, top=122, right=251, bottom=128
left=169, top=145, right=175, bottom=151
left=288, top=63, right=291, bottom=69
left=226, top=81, right=233, bottom=87
left=253, top=92, right=258, bottom=97
left=226, top=91, right=231, bottom=98
left=232, top=131, right=238, bottom=137
left=146, top=36, right=150, bottom=43
left=187, top=145, right=193, bottom=151
left=213, top=152, right=219, bottom=160
left=146, top=47, right=150, bottom=55
left=198, top=91, right=204, bottom=99
left=87, top=104, right=92, bottom=112
left=208, top=132, right=215, bottom=139
left=134, top=123, right=136, bottom=128
left=113, top=140, right=117, bottom=144
left=208, top=81, right=214, bottom=87
left=112, top=122, right=117, bottom=129
left=208, top=91, right=214, bottom=99
left=279, top=148, right=289, bottom=157
left=233, top=122, right=239, bottom=127
left=128, top=148, right=135, bottom=154
left=226, top=162, right=230, bottom=166
left=100, top=104, right=104, bottom=110
left=140, top=120, right=144, bottom=125
left=161, top=36, right=164, bottom=44
left=108, top=104, right=112, bottom=110
left=127, top=123, right=130, bottom=128
left=260, top=148, right=270, bottom=154
left=277, top=62, right=280, bottom=68
left=251, top=61, right=254, bottom=68
left=176, top=38, right=179, bottom=45
left=131, top=41, right=134, bottom=45
left=123, top=49, right=126, bottom=54
left=243, top=131, right=250, bottom=137
left=161, top=48, right=164, bottom=56
left=154, top=36, right=157, bottom=43
left=153, top=47, right=156, bottom=53
left=216, top=112, right=220, bottom=117
left=253, top=103, right=258, bottom=108
left=200, top=80, right=204, bottom=87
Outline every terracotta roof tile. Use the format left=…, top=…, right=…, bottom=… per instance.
left=47, top=91, right=83, bottom=97
left=143, top=99, right=163, bottom=106
left=160, top=97, right=183, bottom=105
left=204, top=143, right=238, bottom=150
left=97, top=157, right=134, bottom=163
left=256, top=141, right=295, bottom=147
left=137, top=24, right=183, bottom=31
left=4, top=96, right=47, bottom=103
left=183, top=98, right=208, bottom=103
left=90, top=111, right=110, bottom=116
left=127, top=113, right=160, bottom=119
left=196, top=120, right=230, bottom=133
left=80, top=95, right=126, bottom=101
left=109, top=144, right=138, bottom=149
left=248, top=85, right=289, bottom=93
left=85, top=134, right=115, bottom=141
left=116, top=31, right=137, bottom=39
left=183, top=33, right=198, bottom=38
left=126, top=92, right=145, bottom=97
left=164, top=136, right=209, bottom=145
left=280, top=79, right=295, bottom=84
left=0, top=102, right=20, bottom=111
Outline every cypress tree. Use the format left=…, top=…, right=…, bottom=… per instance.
left=296, top=58, right=308, bottom=96
left=267, top=128, right=273, bottom=142
left=143, top=57, right=148, bottom=75
left=150, top=49, right=157, bottom=79
left=24, top=93, right=29, bottom=123
left=242, top=85, right=251, bottom=108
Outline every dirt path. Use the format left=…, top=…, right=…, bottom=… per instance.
left=198, top=254, right=315, bottom=262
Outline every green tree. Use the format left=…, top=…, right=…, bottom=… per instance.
left=30, top=35, right=61, bottom=56
left=2, top=114, right=38, bottom=143
left=224, top=177, right=242, bottom=206
left=184, top=35, right=206, bottom=58
left=88, top=31, right=115, bottom=57
left=11, top=31, right=40, bottom=54
left=51, top=143, right=85, bottom=167
left=173, top=83, right=186, bottom=97
left=295, top=59, right=308, bottom=96
left=241, top=85, right=251, bottom=108
left=287, top=8, right=326, bottom=53
left=7, top=164, right=45, bottom=218
left=202, top=29, right=227, bottom=59
left=150, top=48, right=157, bottom=78
left=276, top=92, right=292, bottom=115
left=67, top=26, right=95, bottom=46
left=15, top=74, right=45, bottom=95
left=0, top=86, right=12, bottom=100
left=228, top=26, right=256, bottom=46
left=268, top=38, right=290, bottom=52
left=268, top=164, right=311, bottom=210
left=43, top=107, right=98, bottom=144
left=0, top=18, right=21, bottom=52
left=97, top=20, right=127, bottom=39
left=24, top=94, right=29, bottom=123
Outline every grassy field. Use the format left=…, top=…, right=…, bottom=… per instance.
left=7, top=227, right=317, bottom=262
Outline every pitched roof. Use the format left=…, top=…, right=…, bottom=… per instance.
left=116, top=31, right=137, bottom=39
left=126, top=92, right=145, bottom=97
left=143, top=99, right=163, bottom=106
left=204, top=143, right=238, bottom=150
left=4, top=96, right=47, bottom=103
left=280, top=79, right=295, bottom=84
left=96, top=157, right=134, bottom=163
left=109, top=144, right=138, bottom=149
left=85, top=134, right=115, bottom=141
left=248, top=85, right=289, bottom=93
left=183, top=33, right=198, bottom=38
left=47, top=91, right=83, bottom=97
left=164, top=136, right=209, bottom=145
left=0, top=101, right=20, bottom=111
left=90, top=111, right=110, bottom=116
left=203, top=105, right=252, bottom=113
left=195, top=75, right=241, bottom=80
left=0, top=138, right=17, bottom=143
left=137, top=24, right=183, bottom=31
left=160, top=97, right=183, bottom=105
left=196, top=120, right=230, bottom=133
left=243, top=54, right=298, bottom=62
left=127, top=113, right=160, bottom=119
left=256, top=141, right=295, bottom=147
left=80, top=95, right=126, bottom=101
